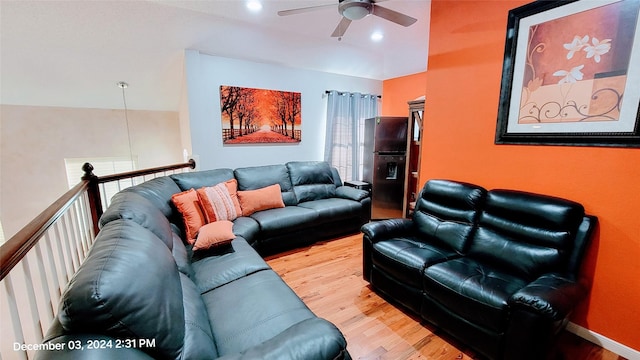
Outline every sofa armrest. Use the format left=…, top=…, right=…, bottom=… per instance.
left=216, top=318, right=350, bottom=360
left=508, top=273, right=588, bottom=320
left=34, top=334, right=155, bottom=360
left=335, top=186, right=369, bottom=202
left=361, top=218, right=414, bottom=243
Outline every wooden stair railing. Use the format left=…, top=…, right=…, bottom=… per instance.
left=0, top=159, right=195, bottom=359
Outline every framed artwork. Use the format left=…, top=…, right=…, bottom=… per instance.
left=220, top=85, right=301, bottom=144
left=495, top=0, right=640, bottom=147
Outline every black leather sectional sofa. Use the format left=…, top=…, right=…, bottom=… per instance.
left=36, top=161, right=369, bottom=360
left=362, top=179, right=596, bottom=360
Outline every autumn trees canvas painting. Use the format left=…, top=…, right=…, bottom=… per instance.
left=220, top=85, right=302, bottom=144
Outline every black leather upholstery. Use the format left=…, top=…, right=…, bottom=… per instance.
left=56, top=220, right=185, bottom=359
left=99, top=191, right=174, bottom=248
left=170, top=168, right=235, bottom=191
left=362, top=179, right=596, bottom=360
left=287, top=161, right=337, bottom=202
left=234, top=164, right=298, bottom=206
left=37, top=161, right=360, bottom=360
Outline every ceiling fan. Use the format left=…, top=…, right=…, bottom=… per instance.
left=277, top=0, right=417, bottom=38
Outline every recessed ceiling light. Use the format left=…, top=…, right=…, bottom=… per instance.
left=371, top=31, right=384, bottom=42
left=246, top=0, right=263, bottom=12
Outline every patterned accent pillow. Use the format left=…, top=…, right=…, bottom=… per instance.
left=196, top=179, right=242, bottom=223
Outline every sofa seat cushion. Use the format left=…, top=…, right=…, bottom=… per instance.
left=192, top=238, right=270, bottom=293
left=297, top=198, right=361, bottom=224
left=423, top=257, right=528, bottom=332
left=179, top=273, right=218, bottom=359
left=372, top=237, right=460, bottom=288
left=249, top=206, right=319, bottom=236
left=201, top=270, right=316, bottom=356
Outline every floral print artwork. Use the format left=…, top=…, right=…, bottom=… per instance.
left=518, top=0, right=638, bottom=124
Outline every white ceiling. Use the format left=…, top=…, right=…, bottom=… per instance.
left=0, top=0, right=430, bottom=111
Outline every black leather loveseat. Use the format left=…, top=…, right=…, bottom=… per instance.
left=362, top=179, right=596, bottom=360
left=36, top=161, right=368, bottom=360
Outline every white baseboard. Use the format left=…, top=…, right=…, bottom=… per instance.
left=567, top=322, right=640, bottom=360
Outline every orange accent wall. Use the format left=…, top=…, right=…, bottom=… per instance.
left=383, top=0, right=640, bottom=351
left=381, top=71, right=427, bottom=116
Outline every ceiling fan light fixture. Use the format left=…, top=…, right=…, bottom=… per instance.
left=340, top=1, right=372, bottom=21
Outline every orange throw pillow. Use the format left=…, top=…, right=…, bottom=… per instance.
left=171, top=189, right=206, bottom=244
left=193, top=221, right=235, bottom=251
left=237, top=184, right=285, bottom=216
left=197, top=179, right=242, bottom=223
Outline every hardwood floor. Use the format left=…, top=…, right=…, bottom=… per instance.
left=265, top=234, right=626, bottom=360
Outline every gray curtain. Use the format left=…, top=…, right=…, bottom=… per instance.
left=324, top=90, right=378, bottom=182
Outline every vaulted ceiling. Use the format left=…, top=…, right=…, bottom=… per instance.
left=0, top=0, right=430, bottom=111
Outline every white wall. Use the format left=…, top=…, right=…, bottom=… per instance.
left=183, top=50, right=382, bottom=170
left=0, top=105, right=183, bottom=239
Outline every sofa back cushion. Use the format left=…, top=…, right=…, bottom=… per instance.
left=469, top=189, right=585, bottom=279
left=413, top=179, right=486, bottom=253
left=120, top=176, right=182, bottom=219
left=234, top=164, right=297, bottom=206
left=170, top=168, right=235, bottom=191
left=286, top=161, right=337, bottom=203
left=57, top=220, right=185, bottom=359
left=99, top=191, right=174, bottom=249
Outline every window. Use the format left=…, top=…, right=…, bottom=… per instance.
left=64, top=157, right=137, bottom=209
left=324, top=91, right=378, bottom=181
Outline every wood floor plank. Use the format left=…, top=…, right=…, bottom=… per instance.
left=265, top=234, right=626, bottom=360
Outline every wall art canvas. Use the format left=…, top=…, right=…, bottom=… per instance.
left=496, top=0, right=640, bottom=147
left=220, top=85, right=301, bottom=144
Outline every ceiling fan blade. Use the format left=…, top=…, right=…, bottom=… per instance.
left=331, top=17, right=352, bottom=38
left=277, top=4, right=335, bottom=16
left=371, top=4, right=417, bottom=27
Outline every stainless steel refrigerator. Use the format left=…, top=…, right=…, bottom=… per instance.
left=363, top=116, right=408, bottom=219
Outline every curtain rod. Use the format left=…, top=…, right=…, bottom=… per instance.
left=325, top=90, right=381, bottom=99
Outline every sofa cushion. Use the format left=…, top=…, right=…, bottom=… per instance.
left=201, top=270, right=316, bottom=356
left=249, top=206, right=319, bottom=236
left=99, top=191, right=174, bottom=249
left=469, top=190, right=585, bottom=279
left=424, top=257, right=528, bottom=332
left=372, top=236, right=460, bottom=288
left=413, top=179, right=486, bottom=254
left=171, top=188, right=207, bottom=244
left=297, top=198, right=361, bottom=224
left=57, top=220, right=185, bottom=359
left=234, top=164, right=297, bottom=206
left=286, top=161, right=337, bottom=202
left=193, top=221, right=236, bottom=251
left=170, top=168, right=235, bottom=191
left=120, top=176, right=182, bottom=219
left=179, top=273, right=218, bottom=359
left=192, top=238, right=271, bottom=293
left=197, top=179, right=242, bottom=222
left=237, top=184, right=286, bottom=216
